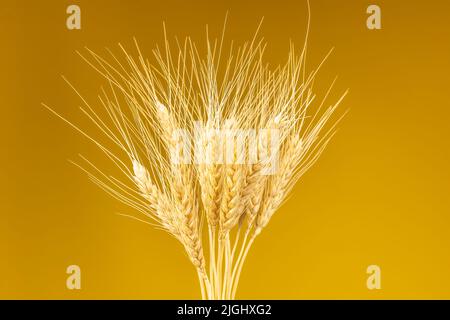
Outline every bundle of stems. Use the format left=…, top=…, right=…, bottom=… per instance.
left=44, top=22, right=346, bottom=299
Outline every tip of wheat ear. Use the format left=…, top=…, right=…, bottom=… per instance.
left=156, top=101, right=168, bottom=114
left=274, top=113, right=282, bottom=125
left=132, top=159, right=144, bottom=177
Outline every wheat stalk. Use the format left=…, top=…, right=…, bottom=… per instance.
left=44, top=16, right=347, bottom=299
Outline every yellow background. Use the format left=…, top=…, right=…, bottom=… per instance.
left=2, top=0, right=450, bottom=299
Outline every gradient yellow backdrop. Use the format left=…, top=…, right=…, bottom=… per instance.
left=2, top=0, right=450, bottom=299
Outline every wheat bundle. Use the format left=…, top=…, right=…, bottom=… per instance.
left=44, top=18, right=346, bottom=299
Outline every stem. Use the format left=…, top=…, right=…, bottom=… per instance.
left=216, top=235, right=225, bottom=299
left=231, top=233, right=256, bottom=299
left=229, top=230, right=249, bottom=289
left=222, top=233, right=231, bottom=299
left=197, top=271, right=206, bottom=300
left=204, top=274, right=213, bottom=300
left=230, top=226, right=241, bottom=264
left=226, top=226, right=242, bottom=299
left=208, top=226, right=216, bottom=298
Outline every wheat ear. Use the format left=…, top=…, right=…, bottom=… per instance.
left=198, top=123, right=223, bottom=228
left=132, top=159, right=181, bottom=238
left=219, top=121, right=246, bottom=235
left=156, top=102, right=209, bottom=286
